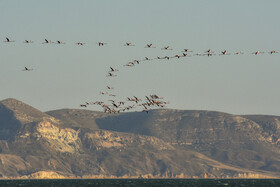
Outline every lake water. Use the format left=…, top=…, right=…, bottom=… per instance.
left=0, top=179, right=279, bottom=187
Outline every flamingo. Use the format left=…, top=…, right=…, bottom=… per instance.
left=219, top=50, right=230, bottom=56
left=156, top=56, right=164, bottom=60
left=56, top=40, right=65, bottom=44
left=235, top=51, right=244, bottom=55
left=182, top=49, right=193, bottom=53
left=161, top=46, right=172, bottom=50
left=269, top=50, right=277, bottom=54
left=145, top=43, right=155, bottom=48
left=109, top=67, right=119, bottom=72
left=124, top=42, right=134, bottom=46
left=206, top=49, right=214, bottom=53
left=107, top=72, right=116, bottom=77
left=76, top=42, right=85, bottom=45
left=100, top=92, right=108, bottom=95
left=4, top=37, right=15, bottom=42
left=173, top=54, right=181, bottom=59
left=144, top=57, right=152, bottom=61
left=252, top=51, right=264, bottom=55
left=134, top=60, right=140, bottom=64
left=22, top=67, right=33, bottom=71
left=24, top=40, right=33, bottom=43
left=182, top=53, right=189, bottom=57
left=97, top=42, right=107, bottom=46
left=124, top=62, right=134, bottom=67
left=43, top=39, right=52, bottom=44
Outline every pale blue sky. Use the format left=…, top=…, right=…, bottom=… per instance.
left=1, top=0, right=280, bottom=115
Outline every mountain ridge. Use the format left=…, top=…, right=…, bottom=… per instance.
left=0, top=98, right=279, bottom=179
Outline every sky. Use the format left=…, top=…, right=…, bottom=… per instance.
left=0, top=0, right=280, bottom=115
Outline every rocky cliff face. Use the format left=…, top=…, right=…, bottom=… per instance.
left=0, top=98, right=279, bottom=179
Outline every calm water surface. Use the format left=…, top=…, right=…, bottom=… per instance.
left=0, top=179, right=279, bottom=187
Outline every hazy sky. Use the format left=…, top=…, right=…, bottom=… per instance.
left=1, top=0, right=280, bottom=115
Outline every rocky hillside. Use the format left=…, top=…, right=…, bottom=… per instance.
left=0, top=98, right=279, bottom=179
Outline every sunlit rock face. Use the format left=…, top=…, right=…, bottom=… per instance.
left=34, top=121, right=81, bottom=153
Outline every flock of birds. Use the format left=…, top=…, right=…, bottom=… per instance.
left=4, top=37, right=279, bottom=113
left=80, top=64, right=169, bottom=114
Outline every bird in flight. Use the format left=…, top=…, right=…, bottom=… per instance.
left=252, top=51, right=264, bottom=55
left=182, top=53, right=188, bottom=57
left=76, top=42, right=85, bottom=45
left=161, top=46, right=172, bottom=50
left=205, top=49, right=215, bottom=53
left=97, top=42, right=107, bottom=46
left=107, top=72, right=117, bottom=77
left=134, top=60, right=140, bottom=64
left=124, top=42, right=135, bottom=46
left=100, top=92, right=108, bottom=95
left=182, top=49, right=193, bottom=53
left=22, top=67, right=33, bottom=71
left=235, top=51, right=244, bottom=55
left=219, top=50, right=230, bottom=56
left=269, top=50, right=277, bottom=54
left=124, top=62, right=134, bottom=67
left=145, top=43, right=155, bottom=48
left=56, top=41, right=65, bottom=44
left=109, top=67, right=119, bottom=72
left=143, top=57, right=152, bottom=61
left=204, top=52, right=216, bottom=57
left=43, top=39, right=52, bottom=44
left=24, top=40, right=33, bottom=43
left=173, top=54, right=181, bottom=59
left=4, top=37, right=15, bottom=42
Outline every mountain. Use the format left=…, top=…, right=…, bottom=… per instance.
left=0, top=98, right=279, bottom=179
left=95, top=110, right=280, bottom=173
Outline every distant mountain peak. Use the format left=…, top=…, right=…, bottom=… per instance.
left=0, top=98, right=50, bottom=124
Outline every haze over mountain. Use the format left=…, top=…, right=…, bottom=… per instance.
left=0, top=98, right=279, bottom=179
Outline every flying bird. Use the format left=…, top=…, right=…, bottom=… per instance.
left=134, top=60, right=140, bottom=64
left=235, top=51, right=244, bottom=55
left=143, top=57, right=152, bottom=61
left=161, top=46, right=172, bottom=50
left=269, top=50, right=277, bottom=54
left=43, top=39, right=52, bottom=44
left=24, top=40, right=33, bottom=43
left=22, top=67, right=33, bottom=71
left=219, top=50, right=230, bottom=56
left=182, top=49, right=193, bottom=53
left=145, top=43, right=155, bottom=48
left=124, top=42, right=135, bottom=46
left=252, top=51, right=264, bottom=55
left=4, top=37, right=15, bottom=42
left=107, top=72, right=117, bottom=77
left=173, top=54, right=181, bottom=59
left=97, top=42, right=107, bottom=46
left=76, top=42, right=85, bottom=45
left=109, top=67, right=119, bottom=72
left=56, top=40, right=65, bottom=44
left=206, top=49, right=214, bottom=53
